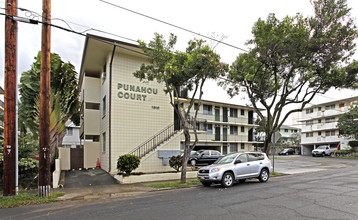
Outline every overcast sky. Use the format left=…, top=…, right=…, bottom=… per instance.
left=1, top=0, right=358, bottom=112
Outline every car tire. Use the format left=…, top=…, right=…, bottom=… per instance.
left=201, top=182, right=211, bottom=187
left=286, top=153, right=288, bottom=155
left=190, top=160, right=196, bottom=166
left=221, top=172, right=234, bottom=187
left=322, top=152, right=326, bottom=157
left=258, top=169, right=269, bottom=182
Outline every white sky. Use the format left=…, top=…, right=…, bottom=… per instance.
left=1, top=0, right=358, bottom=124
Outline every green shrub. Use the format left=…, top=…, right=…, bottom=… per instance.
left=117, top=154, right=140, bottom=175
left=169, top=155, right=182, bottom=172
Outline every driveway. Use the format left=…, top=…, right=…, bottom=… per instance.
left=64, top=168, right=117, bottom=188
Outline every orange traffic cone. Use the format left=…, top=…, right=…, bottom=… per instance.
left=96, top=158, right=100, bottom=168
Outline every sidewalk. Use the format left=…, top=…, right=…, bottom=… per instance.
left=53, top=169, right=197, bottom=201
left=53, top=182, right=156, bottom=201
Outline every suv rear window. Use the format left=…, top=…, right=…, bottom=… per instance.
left=248, top=153, right=264, bottom=161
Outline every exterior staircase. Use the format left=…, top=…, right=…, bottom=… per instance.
left=128, top=122, right=179, bottom=158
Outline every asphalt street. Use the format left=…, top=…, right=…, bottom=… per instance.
left=2, top=156, right=358, bottom=220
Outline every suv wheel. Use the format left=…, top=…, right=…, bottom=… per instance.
left=322, top=152, right=326, bottom=156
left=221, top=172, right=234, bottom=187
left=258, top=169, right=269, bottom=182
left=201, top=182, right=211, bottom=187
left=190, top=160, right=196, bottom=166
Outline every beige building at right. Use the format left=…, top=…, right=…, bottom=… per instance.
left=299, top=96, right=358, bottom=155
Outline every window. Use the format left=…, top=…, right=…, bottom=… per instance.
left=194, top=103, right=199, bottom=110
left=318, top=119, right=321, bottom=123
left=102, top=132, right=106, bottom=152
left=211, top=151, right=221, bottom=156
left=196, top=122, right=200, bottom=130
left=230, top=143, right=238, bottom=153
left=325, top=104, right=335, bottom=110
left=318, top=107, right=322, bottom=111
left=306, top=132, right=313, bottom=137
left=230, top=108, right=238, bottom=117
left=325, top=130, right=335, bottom=136
left=85, top=102, right=100, bottom=110
left=62, top=144, right=71, bottom=148
left=237, top=154, right=248, bottom=163
left=102, top=96, right=106, bottom=116
left=241, top=109, right=245, bottom=116
left=306, top=120, right=313, bottom=126
left=318, top=131, right=321, bottom=136
left=326, top=117, right=335, bottom=123
left=241, top=143, right=245, bottom=150
left=284, top=129, right=288, bottom=132
left=206, top=124, right=213, bottom=134
left=241, top=126, right=245, bottom=132
left=66, top=127, right=73, bottom=136
left=203, top=104, right=212, bottom=115
left=202, top=150, right=210, bottom=156
left=306, top=109, right=313, bottom=114
left=230, top=126, right=238, bottom=135
left=339, top=103, right=344, bottom=108
left=85, top=135, right=100, bottom=142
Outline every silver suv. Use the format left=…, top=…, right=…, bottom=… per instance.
left=197, top=152, right=273, bottom=187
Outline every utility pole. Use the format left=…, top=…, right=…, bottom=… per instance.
left=3, top=0, right=18, bottom=197
left=38, top=0, right=51, bottom=197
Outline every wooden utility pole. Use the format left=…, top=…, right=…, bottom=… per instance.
left=3, top=0, right=18, bottom=197
left=38, top=0, right=51, bottom=197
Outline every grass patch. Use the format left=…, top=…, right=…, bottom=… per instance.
left=0, top=192, right=65, bottom=208
left=147, top=179, right=201, bottom=189
left=330, top=156, right=358, bottom=159
left=271, top=172, right=284, bottom=176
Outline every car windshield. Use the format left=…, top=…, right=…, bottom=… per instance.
left=214, top=153, right=238, bottom=164
left=317, top=146, right=327, bottom=149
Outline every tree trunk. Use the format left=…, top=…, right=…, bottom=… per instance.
left=180, top=128, right=191, bottom=184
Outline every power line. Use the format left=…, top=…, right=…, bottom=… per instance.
left=98, top=0, right=249, bottom=53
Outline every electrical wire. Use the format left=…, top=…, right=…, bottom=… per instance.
left=1, top=9, right=356, bottom=125
left=98, top=0, right=249, bottom=53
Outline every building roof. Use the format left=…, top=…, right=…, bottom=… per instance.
left=280, top=125, right=300, bottom=130
left=79, top=34, right=145, bottom=89
left=304, top=96, right=358, bottom=110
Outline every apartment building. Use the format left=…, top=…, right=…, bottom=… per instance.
left=62, top=34, right=258, bottom=174
left=299, top=96, right=358, bottom=155
left=179, top=99, right=257, bottom=155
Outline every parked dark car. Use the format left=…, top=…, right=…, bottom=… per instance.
left=188, top=150, right=222, bottom=166
left=278, top=148, right=295, bottom=155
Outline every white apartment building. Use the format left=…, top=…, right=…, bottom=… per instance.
left=58, top=34, right=259, bottom=173
left=299, top=96, right=358, bottom=155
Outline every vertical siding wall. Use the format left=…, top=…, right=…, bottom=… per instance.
left=109, top=52, right=173, bottom=173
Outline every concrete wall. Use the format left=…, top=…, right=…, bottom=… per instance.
left=58, top=147, right=70, bottom=170
left=108, top=51, right=173, bottom=173
left=84, top=142, right=101, bottom=169
left=134, top=132, right=182, bottom=173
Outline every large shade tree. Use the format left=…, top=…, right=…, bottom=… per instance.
left=223, top=0, right=358, bottom=154
left=19, top=52, right=81, bottom=161
left=337, top=106, right=358, bottom=141
left=134, top=33, right=228, bottom=183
